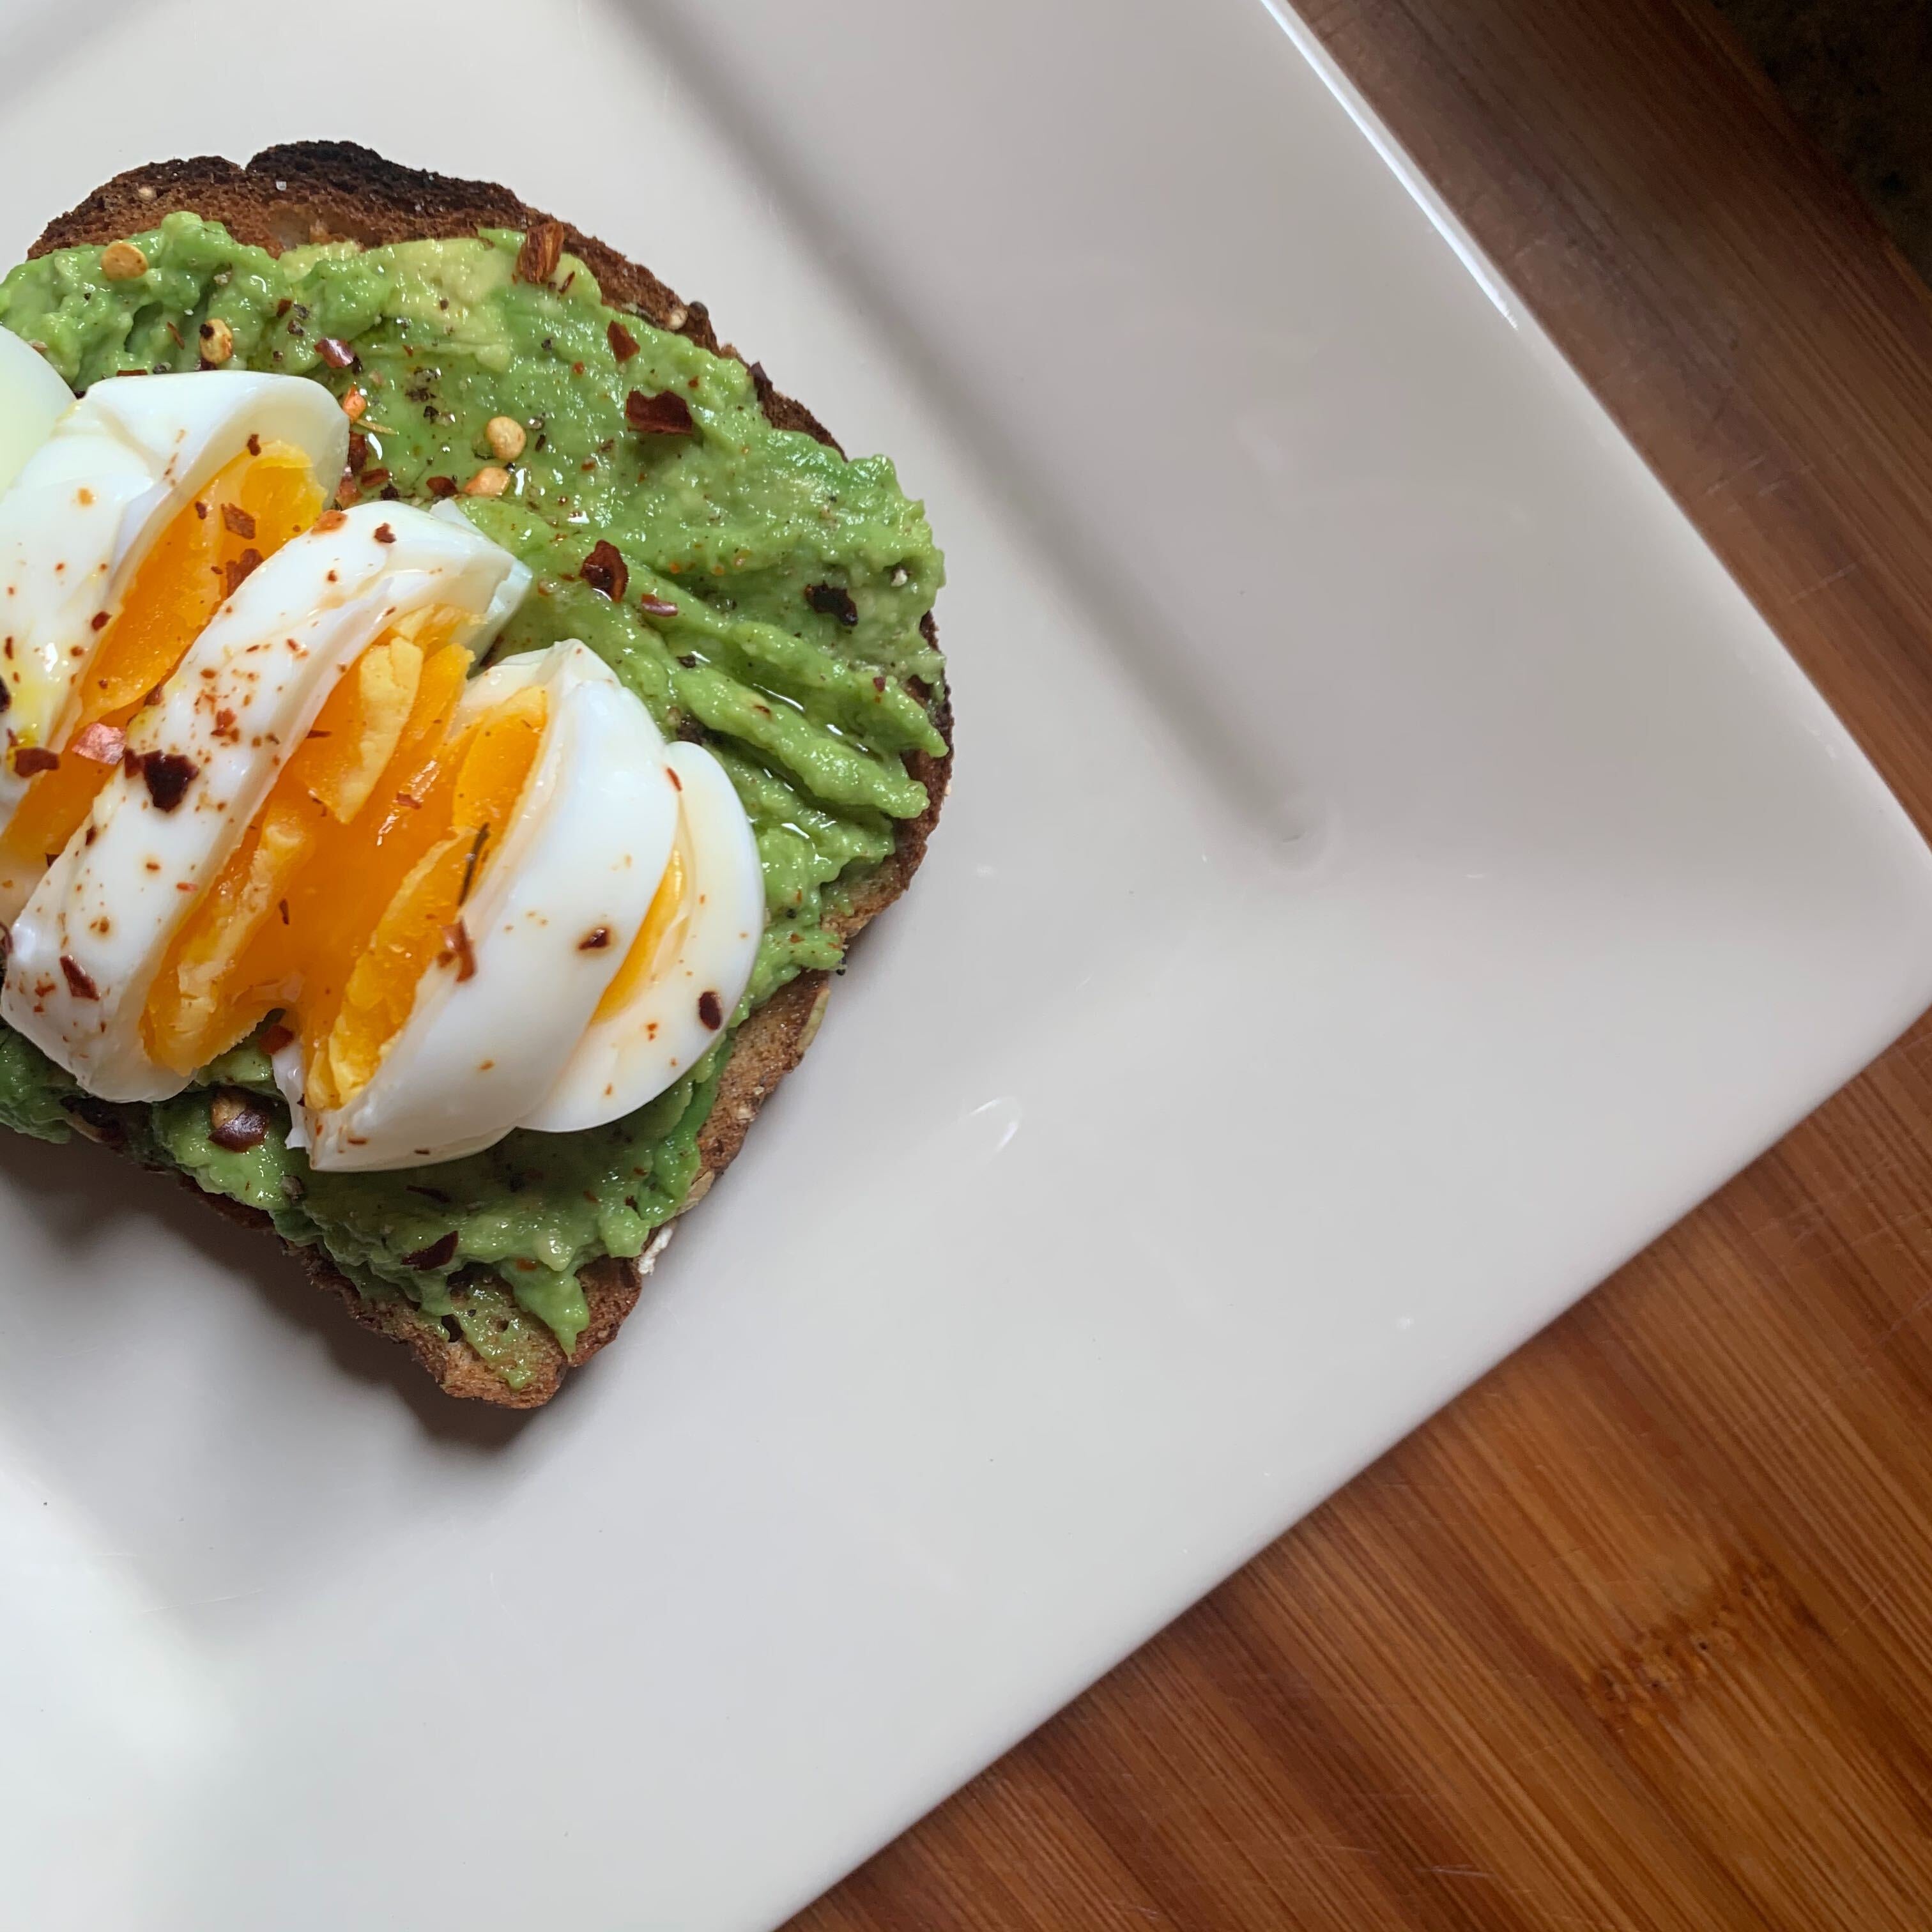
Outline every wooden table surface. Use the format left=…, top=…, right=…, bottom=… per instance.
left=793, top=3, right=1932, bottom=1927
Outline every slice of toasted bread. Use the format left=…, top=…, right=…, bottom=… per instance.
left=30, top=142, right=949, bottom=1407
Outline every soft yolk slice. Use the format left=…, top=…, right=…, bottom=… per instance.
left=142, top=610, right=476, bottom=1077
left=312, top=684, right=546, bottom=1109
left=142, top=622, right=548, bottom=1110
left=592, top=838, right=690, bottom=1023
left=2, top=442, right=323, bottom=872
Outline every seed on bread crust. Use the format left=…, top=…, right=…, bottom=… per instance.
left=515, top=221, right=564, bottom=286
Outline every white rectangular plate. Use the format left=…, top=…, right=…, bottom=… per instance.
left=3, top=2, right=1929, bottom=1927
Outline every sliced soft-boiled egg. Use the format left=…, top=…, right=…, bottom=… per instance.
left=269, top=641, right=680, bottom=1170
left=0, top=371, right=348, bottom=918
left=522, top=737, right=763, bottom=1133
left=0, top=328, right=75, bottom=498
left=1, top=502, right=528, bottom=1101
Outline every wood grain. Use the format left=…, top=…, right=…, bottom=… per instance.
left=792, top=3, right=1932, bottom=1925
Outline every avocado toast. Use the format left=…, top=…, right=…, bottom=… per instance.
left=0, top=143, right=949, bottom=1407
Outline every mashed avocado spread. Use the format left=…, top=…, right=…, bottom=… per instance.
left=0, top=213, right=946, bottom=1390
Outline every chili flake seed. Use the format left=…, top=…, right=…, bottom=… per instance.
left=100, top=241, right=148, bottom=281
left=342, top=388, right=368, bottom=422
left=209, top=1089, right=271, bottom=1153
left=197, top=317, right=235, bottom=366
left=463, top=466, right=511, bottom=498
left=484, top=415, right=527, bottom=461
left=581, top=539, right=629, bottom=601
left=625, top=388, right=696, bottom=436
left=637, top=592, right=678, bottom=619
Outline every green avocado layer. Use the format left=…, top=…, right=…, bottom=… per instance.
left=0, top=213, right=946, bottom=1392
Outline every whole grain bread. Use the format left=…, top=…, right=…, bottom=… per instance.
left=32, top=142, right=949, bottom=1407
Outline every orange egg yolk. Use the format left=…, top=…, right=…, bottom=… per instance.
left=0, top=441, right=323, bottom=877
left=592, top=836, right=691, bottom=1024
left=142, top=620, right=549, bottom=1111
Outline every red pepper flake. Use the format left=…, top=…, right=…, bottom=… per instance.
left=220, top=503, right=256, bottom=540
left=441, top=919, right=477, bottom=982
left=193, top=500, right=210, bottom=521
left=360, top=468, right=392, bottom=493
left=402, top=1229, right=460, bottom=1271
left=514, top=221, right=565, bottom=286
left=209, top=1089, right=272, bottom=1152
left=313, top=509, right=348, bottom=533
left=221, top=548, right=263, bottom=598
left=374, top=523, right=397, bottom=545
left=424, top=475, right=458, bottom=498
left=666, top=765, right=682, bottom=792
left=346, top=430, right=369, bottom=473
left=137, top=749, right=198, bottom=812
left=625, top=388, right=695, bottom=436
left=69, top=721, right=125, bottom=764
left=698, top=990, right=724, bottom=1030
left=275, top=298, right=293, bottom=318
left=315, top=337, right=358, bottom=371
left=247, top=434, right=261, bottom=457
left=607, top=318, right=640, bottom=363
left=578, top=926, right=612, bottom=951
left=335, top=473, right=361, bottom=508
left=637, top=592, right=678, bottom=618
left=581, top=539, right=629, bottom=601
left=88, top=611, right=110, bottom=633
left=59, top=955, right=98, bottom=1001
left=805, top=582, right=859, bottom=625
left=259, top=1021, right=294, bottom=1054
left=12, top=746, right=59, bottom=777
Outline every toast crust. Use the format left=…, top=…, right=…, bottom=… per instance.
left=32, top=143, right=949, bottom=1407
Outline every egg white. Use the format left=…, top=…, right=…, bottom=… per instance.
left=282, top=641, right=680, bottom=1171
left=523, top=738, right=763, bottom=1133
left=0, top=328, right=75, bottom=500
left=1, top=503, right=528, bottom=1101
left=0, top=372, right=348, bottom=837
